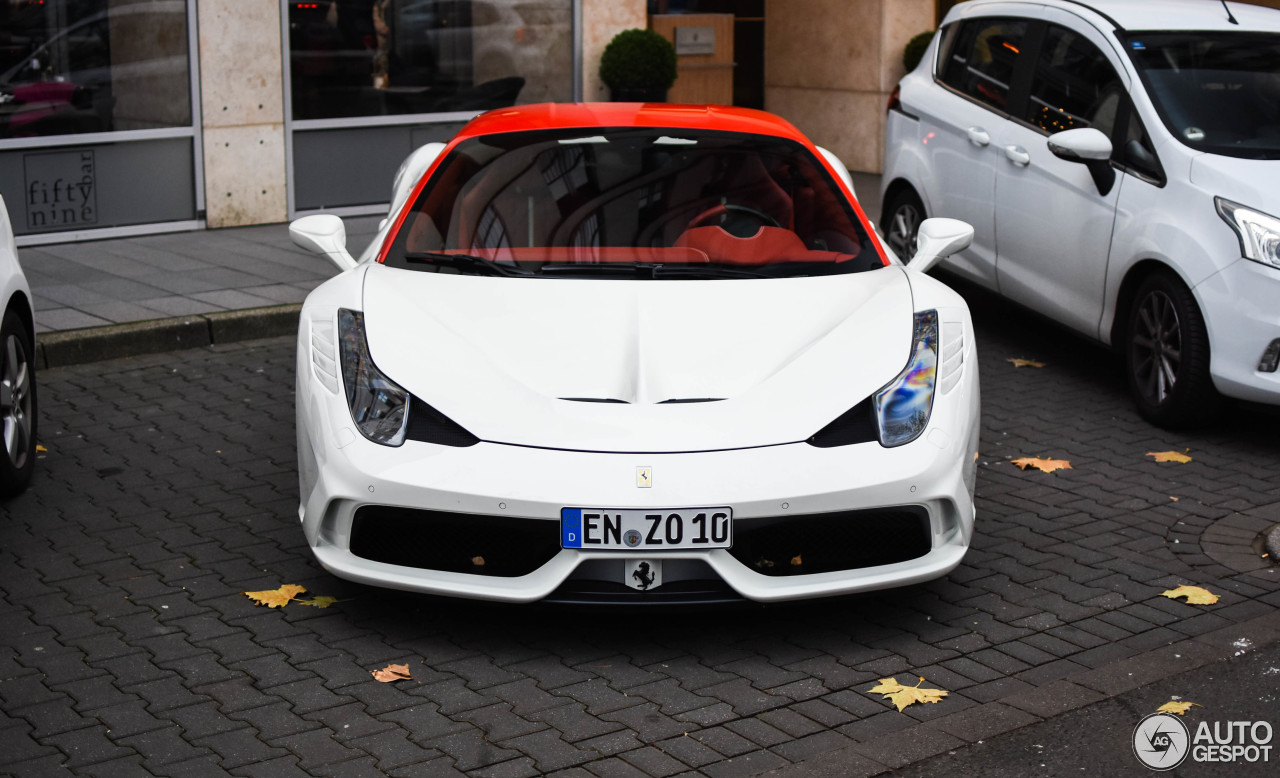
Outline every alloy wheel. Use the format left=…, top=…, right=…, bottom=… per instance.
left=1130, top=289, right=1182, bottom=406
left=1, top=332, right=32, bottom=470
left=887, top=202, right=921, bottom=261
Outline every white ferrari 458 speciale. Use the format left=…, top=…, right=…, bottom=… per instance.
left=290, top=102, right=980, bottom=604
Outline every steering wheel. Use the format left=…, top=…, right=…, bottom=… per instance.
left=688, top=202, right=782, bottom=237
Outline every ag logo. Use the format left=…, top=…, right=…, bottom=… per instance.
left=1134, top=713, right=1190, bottom=770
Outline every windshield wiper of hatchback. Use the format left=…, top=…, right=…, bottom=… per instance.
left=404, top=251, right=535, bottom=277
left=537, top=263, right=774, bottom=279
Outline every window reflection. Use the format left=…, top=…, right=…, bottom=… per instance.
left=288, top=0, right=573, bottom=121
left=0, top=0, right=192, bottom=140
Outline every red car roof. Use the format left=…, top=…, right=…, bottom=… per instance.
left=454, top=102, right=810, bottom=143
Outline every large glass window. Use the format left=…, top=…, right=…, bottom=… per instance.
left=0, top=0, right=192, bottom=140
left=287, top=0, right=574, bottom=121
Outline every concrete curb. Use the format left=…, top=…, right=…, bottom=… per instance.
left=761, top=609, right=1280, bottom=777
left=35, top=304, right=301, bottom=369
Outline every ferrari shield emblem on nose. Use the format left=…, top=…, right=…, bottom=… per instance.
left=636, top=466, right=652, bottom=488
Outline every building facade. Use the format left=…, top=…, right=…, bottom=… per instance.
left=0, top=0, right=933, bottom=243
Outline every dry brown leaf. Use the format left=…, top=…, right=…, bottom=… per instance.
left=1161, top=585, right=1219, bottom=605
left=471, top=556, right=485, bottom=567
left=790, top=555, right=803, bottom=566
left=867, top=676, right=949, bottom=712
left=1148, top=450, right=1192, bottom=464
left=295, top=596, right=341, bottom=609
left=1157, top=701, right=1202, bottom=716
left=1007, top=358, right=1046, bottom=368
left=1011, top=457, right=1072, bottom=474
left=372, top=663, right=413, bottom=683
left=243, top=584, right=307, bottom=608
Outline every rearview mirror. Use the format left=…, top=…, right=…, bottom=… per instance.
left=906, top=218, right=973, bottom=274
left=1047, top=128, right=1115, bottom=196
left=290, top=214, right=357, bottom=273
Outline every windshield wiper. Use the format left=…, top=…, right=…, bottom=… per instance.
left=537, top=263, right=774, bottom=279
left=404, top=251, right=534, bottom=277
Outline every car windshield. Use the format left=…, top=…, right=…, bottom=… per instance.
left=1123, top=31, right=1280, bottom=160
left=383, top=127, right=882, bottom=278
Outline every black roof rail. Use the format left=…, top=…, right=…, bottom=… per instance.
left=1056, top=0, right=1125, bottom=31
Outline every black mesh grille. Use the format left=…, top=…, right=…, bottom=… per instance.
left=404, top=395, right=479, bottom=446
left=729, top=507, right=931, bottom=575
left=350, top=506, right=560, bottom=576
left=808, top=397, right=878, bottom=447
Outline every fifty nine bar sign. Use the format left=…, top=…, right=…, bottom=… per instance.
left=23, top=149, right=98, bottom=231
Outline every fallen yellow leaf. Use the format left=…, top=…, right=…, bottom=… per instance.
left=1157, top=701, right=1202, bottom=716
left=790, top=555, right=803, bottom=566
left=372, top=663, right=413, bottom=683
left=1007, top=358, right=1046, bottom=368
left=1011, top=457, right=1072, bottom=473
left=1147, top=450, right=1192, bottom=464
left=867, top=676, right=949, bottom=712
left=36, top=444, right=47, bottom=453
left=243, top=584, right=307, bottom=608
left=1161, top=585, right=1219, bottom=605
left=295, top=596, right=341, bottom=609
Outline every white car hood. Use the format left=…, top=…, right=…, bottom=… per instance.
left=1189, top=153, right=1280, bottom=211
left=361, top=264, right=914, bottom=452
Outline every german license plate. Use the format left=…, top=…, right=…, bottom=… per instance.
left=561, top=508, right=732, bottom=550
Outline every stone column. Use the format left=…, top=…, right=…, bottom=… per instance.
left=764, top=0, right=933, bottom=173
left=580, top=0, right=648, bottom=101
left=197, top=0, right=287, bottom=227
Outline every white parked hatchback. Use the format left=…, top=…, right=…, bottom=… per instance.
left=882, top=0, right=1280, bottom=426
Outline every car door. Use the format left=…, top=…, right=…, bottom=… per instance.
left=918, top=16, right=1032, bottom=289
left=992, top=20, right=1129, bottom=336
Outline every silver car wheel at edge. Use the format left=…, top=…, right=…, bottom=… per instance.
left=1125, top=272, right=1219, bottom=427
left=0, top=309, right=36, bottom=496
left=882, top=189, right=924, bottom=262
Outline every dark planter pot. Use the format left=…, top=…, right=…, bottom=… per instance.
left=609, top=87, right=668, bottom=103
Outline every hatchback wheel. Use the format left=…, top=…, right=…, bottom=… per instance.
left=0, top=310, right=36, bottom=497
left=1125, top=272, right=1218, bottom=427
left=881, top=188, right=925, bottom=262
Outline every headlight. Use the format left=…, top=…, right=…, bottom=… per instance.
left=338, top=308, right=409, bottom=446
left=1216, top=197, right=1280, bottom=269
left=874, top=310, right=938, bottom=447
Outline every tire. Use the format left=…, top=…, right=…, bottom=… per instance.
left=0, top=309, right=37, bottom=498
left=1124, top=272, right=1220, bottom=427
left=881, top=188, right=925, bottom=262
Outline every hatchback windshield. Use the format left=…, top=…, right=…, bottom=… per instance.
left=384, top=128, right=881, bottom=278
left=1124, top=32, right=1280, bottom=160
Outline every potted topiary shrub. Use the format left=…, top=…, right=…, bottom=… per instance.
left=903, top=31, right=935, bottom=72
left=599, top=28, right=678, bottom=102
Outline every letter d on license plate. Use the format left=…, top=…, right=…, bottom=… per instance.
left=561, top=507, right=732, bottom=550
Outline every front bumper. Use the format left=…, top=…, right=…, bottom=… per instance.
left=1195, top=258, right=1280, bottom=404
left=297, top=392, right=979, bottom=604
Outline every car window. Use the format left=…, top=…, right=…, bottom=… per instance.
left=384, top=128, right=882, bottom=279
left=1116, top=103, right=1163, bottom=182
left=939, top=17, right=1030, bottom=112
left=1024, top=25, right=1125, bottom=135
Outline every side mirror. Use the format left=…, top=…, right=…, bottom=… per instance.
left=1047, top=127, right=1116, bottom=196
left=906, top=217, right=973, bottom=274
left=816, top=146, right=856, bottom=200
left=290, top=214, right=357, bottom=272
left=1047, top=127, right=1112, bottom=161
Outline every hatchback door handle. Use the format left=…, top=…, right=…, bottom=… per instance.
left=1005, top=145, right=1031, bottom=166
left=966, top=126, right=990, bottom=147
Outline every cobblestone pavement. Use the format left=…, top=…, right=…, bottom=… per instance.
left=2, top=284, right=1279, bottom=777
